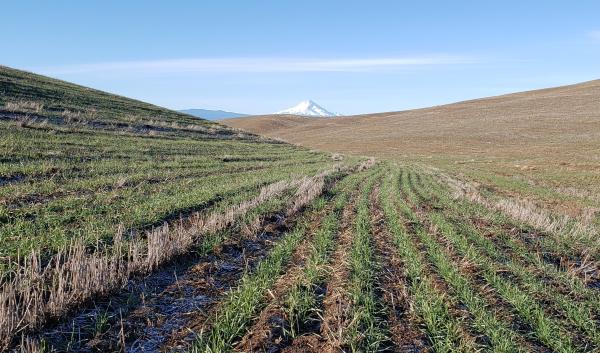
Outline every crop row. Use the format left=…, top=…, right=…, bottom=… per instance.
left=395, top=166, right=599, bottom=352
left=191, top=168, right=374, bottom=352
left=0, top=162, right=363, bottom=350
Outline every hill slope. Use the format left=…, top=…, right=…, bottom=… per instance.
left=0, top=66, right=369, bottom=349
left=0, top=65, right=350, bottom=259
left=224, top=79, right=600, bottom=220
left=0, top=65, right=251, bottom=139
left=224, top=79, right=600, bottom=161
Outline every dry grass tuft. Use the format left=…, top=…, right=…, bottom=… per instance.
left=17, top=336, right=44, bottom=353
left=60, top=108, right=98, bottom=124
left=434, top=170, right=600, bottom=254
left=4, top=100, right=44, bottom=114
left=0, top=168, right=349, bottom=350
left=332, top=153, right=344, bottom=161
left=357, top=157, right=376, bottom=171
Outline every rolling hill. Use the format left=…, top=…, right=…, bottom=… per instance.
left=224, top=79, right=600, bottom=220
left=223, top=79, right=600, bottom=162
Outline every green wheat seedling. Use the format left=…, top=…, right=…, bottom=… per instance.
left=283, top=171, right=368, bottom=338
left=344, top=169, right=388, bottom=352
left=379, top=169, right=476, bottom=353
left=412, top=169, right=600, bottom=349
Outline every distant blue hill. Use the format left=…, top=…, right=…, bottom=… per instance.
left=180, top=108, right=248, bottom=120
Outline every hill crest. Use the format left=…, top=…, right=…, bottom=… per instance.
left=223, top=78, right=600, bottom=162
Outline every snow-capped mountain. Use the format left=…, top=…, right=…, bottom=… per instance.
left=276, top=100, right=339, bottom=117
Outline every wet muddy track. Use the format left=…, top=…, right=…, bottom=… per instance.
left=24, top=213, right=298, bottom=353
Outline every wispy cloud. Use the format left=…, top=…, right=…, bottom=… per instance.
left=41, top=55, right=478, bottom=75
left=589, top=30, right=600, bottom=40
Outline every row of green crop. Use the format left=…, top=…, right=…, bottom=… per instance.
left=0, top=157, right=334, bottom=259
left=0, top=146, right=320, bottom=174
left=190, top=170, right=370, bottom=352
left=192, top=221, right=308, bottom=353
left=436, top=165, right=600, bottom=262
left=0, top=121, right=340, bottom=259
left=3, top=165, right=363, bottom=351
left=414, top=170, right=600, bottom=309
left=0, top=118, right=333, bottom=166
left=0, top=124, right=327, bottom=206
left=411, top=170, right=600, bottom=345
left=379, top=168, right=476, bottom=353
left=283, top=171, right=370, bottom=338
left=344, top=169, right=388, bottom=352
left=397, top=171, right=529, bottom=353
left=0, top=157, right=325, bottom=206
left=407, top=169, right=599, bottom=352
left=195, top=183, right=301, bottom=258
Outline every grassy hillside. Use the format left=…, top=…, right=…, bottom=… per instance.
left=0, top=66, right=357, bottom=261
left=0, top=66, right=369, bottom=349
left=224, top=79, right=600, bottom=220
left=0, top=66, right=254, bottom=140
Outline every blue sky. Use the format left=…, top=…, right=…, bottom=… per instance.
left=2, top=1, right=600, bottom=115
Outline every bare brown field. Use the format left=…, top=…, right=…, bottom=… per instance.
left=223, top=79, right=600, bottom=219
left=223, top=79, right=600, bottom=162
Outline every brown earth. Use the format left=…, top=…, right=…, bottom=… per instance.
left=222, top=79, right=600, bottom=164
left=223, top=80, right=600, bottom=237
